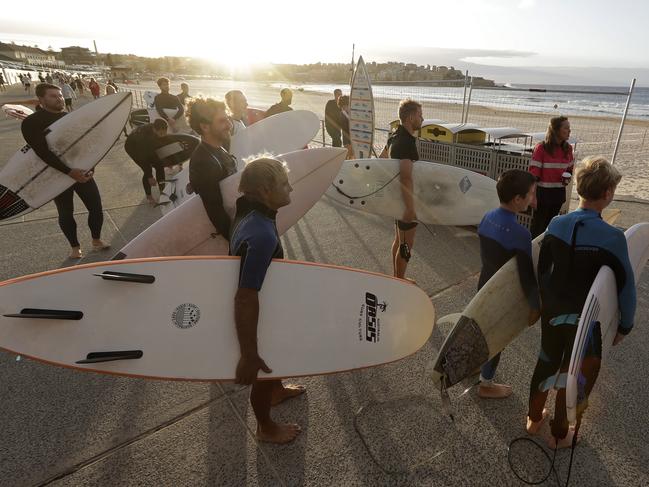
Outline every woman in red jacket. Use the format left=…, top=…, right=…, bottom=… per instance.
left=88, top=78, right=100, bottom=99
left=529, top=116, right=574, bottom=238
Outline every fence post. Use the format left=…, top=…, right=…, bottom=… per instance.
left=460, top=70, right=469, bottom=122
left=322, top=120, right=326, bottom=147
left=464, top=77, right=474, bottom=123
left=611, top=77, right=636, bottom=165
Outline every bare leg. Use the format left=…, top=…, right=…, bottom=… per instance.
left=251, top=380, right=301, bottom=444
left=270, top=381, right=306, bottom=406
left=394, top=227, right=416, bottom=279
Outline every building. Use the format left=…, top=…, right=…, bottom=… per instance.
left=59, top=46, right=96, bottom=65
left=0, top=42, right=61, bottom=67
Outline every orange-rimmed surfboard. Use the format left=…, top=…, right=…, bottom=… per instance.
left=0, top=257, right=435, bottom=381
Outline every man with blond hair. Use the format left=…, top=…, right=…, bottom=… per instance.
left=229, top=157, right=305, bottom=444
left=526, top=156, right=636, bottom=449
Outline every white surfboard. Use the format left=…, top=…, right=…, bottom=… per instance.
left=350, top=56, right=374, bottom=159
left=2, top=104, right=34, bottom=120
left=326, top=158, right=499, bottom=226
left=114, top=147, right=347, bottom=259
left=0, top=93, right=132, bottom=221
left=0, top=257, right=435, bottom=381
left=143, top=91, right=157, bottom=108
left=159, top=109, right=320, bottom=215
left=430, top=209, right=622, bottom=389
left=566, top=222, right=649, bottom=423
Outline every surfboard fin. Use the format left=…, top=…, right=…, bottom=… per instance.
left=436, top=313, right=462, bottom=327
left=76, top=350, right=143, bottom=364
left=4, top=308, right=84, bottom=320
left=93, top=271, right=155, bottom=284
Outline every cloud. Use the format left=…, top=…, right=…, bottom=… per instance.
left=518, top=0, right=536, bottom=8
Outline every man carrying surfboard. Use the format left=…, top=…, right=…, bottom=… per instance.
left=265, top=88, right=293, bottom=118
left=384, top=99, right=423, bottom=279
left=154, top=77, right=184, bottom=133
left=476, top=169, right=540, bottom=399
left=186, top=97, right=238, bottom=240
left=21, top=83, right=109, bottom=259
left=229, top=157, right=305, bottom=444
left=124, top=118, right=168, bottom=204
left=526, top=156, right=635, bottom=448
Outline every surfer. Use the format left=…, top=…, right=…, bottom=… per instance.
left=229, top=157, right=305, bottom=444
left=476, top=169, right=540, bottom=399
left=21, top=83, right=109, bottom=259
left=383, top=99, right=423, bottom=279
left=265, top=88, right=293, bottom=117
left=526, top=156, right=635, bottom=448
left=325, top=88, right=343, bottom=147
left=124, top=119, right=168, bottom=204
left=337, top=95, right=352, bottom=158
left=186, top=97, right=237, bottom=239
left=224, top=90, right=248, bottom=137
left=154, top=77, right=185, bottom=133
left=529, top=116, right=574, bottom=238
left=177, top=83, right=191, bottom=106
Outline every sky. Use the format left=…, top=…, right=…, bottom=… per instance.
left=1, top=0, right=647, bottom=85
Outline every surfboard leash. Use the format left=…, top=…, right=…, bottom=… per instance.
left=330, top=171, right=401, bottom=201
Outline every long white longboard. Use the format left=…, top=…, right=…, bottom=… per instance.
left=566, top=222, right=649, bottom=423
left=431, top=209, right=622, bottom=389
left=326, top=158, right=500, bottom=226
left=0, top=257, right=435, bottom=381
left=350, top=56, right=374, bottom=159
left=0, top=93, right=132, bottom=221
left=114, top=147, right=347, bottom=259
left=159, top=109, right=320, bottom=215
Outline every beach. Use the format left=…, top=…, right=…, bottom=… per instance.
left=0, top=81, right=648, bottom=485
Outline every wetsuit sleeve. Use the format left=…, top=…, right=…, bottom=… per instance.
left=189, top=155, right=231, bottom=239
left=536, top=234, right=553, bottom=287
left=609, top=231, right=636, bottom=333
left=21, top=116, right=71, bottom=175
left=236, top=233, right=277, bottom=290
left=529, top=144, right=544, bottom=180
left=515, top=249, right=540, bottom=310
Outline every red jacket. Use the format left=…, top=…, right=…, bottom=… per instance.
left=529, top=143, right=574, bottom=189
left=89, top=81, right=100, bottom=96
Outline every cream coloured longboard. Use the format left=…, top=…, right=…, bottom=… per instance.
left=159, top=109, right=320, bottom=215
left=350, top=56, right=374, bottom=159
left=0, top=93, right=131, bottom=221
left=326, top=158, right=500, bottom=226
left=0, top=257, right=435, bottom=381
left=431, top=209, right=622, bottom=389
left=566, top=222, right=649, bottom=423
left=2, top=104, right=34, bottom=120
left=114, top=147, right=347, bottom=259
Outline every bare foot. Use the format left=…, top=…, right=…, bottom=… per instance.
left=257, top=422, right=301, bottom=444
left=69, top=247, right=83, bottom=259
left=478, top=382, right=512, bottom=399
left=548, top=426, right=578, bottom=449
left=271, top=384, right=306, bottom=407
left=147, top=195, right=157, bottom=206
left=526, top=408, right=549, bottom=435
left=91, top=239, right=111, bottom=250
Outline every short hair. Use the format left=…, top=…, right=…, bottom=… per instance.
left=157, top=77, right=170, bottom=87
left=239, top=157, right=289, bottom=195
left=337, top=95, right=349, bottom=108
left=496, top=169, right=536, bottom=203
left=224, top=90, right=243, bottom=108
left=186, top=97, right=226, bottom=135
left=180, top=83, right=188, bottom=89
left=35, top=83, right=60, bottom=98
left=576, top=156, right=621, bottom=200
left=280, top=88, right=292, bottom=97
left=398, top=99, right=422, bottom=123
left=334, top=88, right=342, bottom=95
left=152, top=118, right=168, bottom=131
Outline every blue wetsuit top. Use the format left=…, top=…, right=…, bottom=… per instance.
left=229, top=196, right=283, bottom=291
left=538, top=208, right=636, bottom=334
left=478, top=207, right=540, bottom=309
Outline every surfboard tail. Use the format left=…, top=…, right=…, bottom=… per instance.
left=436, top=313, right=462, bottom=327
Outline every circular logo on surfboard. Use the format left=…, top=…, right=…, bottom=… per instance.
left=172, top=303, right=200, bottom=329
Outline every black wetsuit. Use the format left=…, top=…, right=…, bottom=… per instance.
left=189, top=141, right=237, bottom=239
left=528, top=208, right=636, bottom=439
left=124, top=124, right=165, bottom=196
left=325, top=99, right=342, bottom=147
left=265, top=101, right=292, bottom=118
left=154, top=93, right=184, bottom=121
left=21, top=109, right=103, bottom=247
left=386, top=125, right=419, bottom=230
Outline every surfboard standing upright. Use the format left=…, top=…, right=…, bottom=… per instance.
left=566, top=222, right=649, bottom=424
left=0, top=93, right=132, bottom=221
left=349, top=56, right=374, bottom=159
left=0, top=257, right=435, bottom=381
